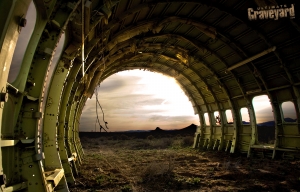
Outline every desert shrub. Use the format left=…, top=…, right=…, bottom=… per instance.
left=176, top=134, right=182, bottom=139
left=141, top=160, right=174, bottom=183
left=95, top=174, right=107, bottom=185
left=95, top=141, right=100, bottom=145
left=99, top=137, right=109, bottom=142
left=129, top=139, right=151, bottom=149
left=112, top=135, right=119, bottom=140
left=186, top=177, right=201, bottom=186
left=182, top=136, right=194, bottom=147
left=95, top=173, right=117, bottom=186
left=145, top=138, right=173, bottom=149
left=172, top=139, right=184, bottom=148
left=161, top=137, right=173, bottom=147
left=121, top=184, right=133, bottom=192
left=119, top=134, right=130, bottom=140
left=146, top=135, right=154, bottom=140
left=155, top=134, right=161, bottom=139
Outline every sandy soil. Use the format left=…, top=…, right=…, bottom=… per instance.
left=70, top=135, right=300, bottom=192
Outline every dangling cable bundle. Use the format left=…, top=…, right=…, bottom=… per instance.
left=95, top=87, right=103, bottom=132
left=94, top=87, right=109, bottom=132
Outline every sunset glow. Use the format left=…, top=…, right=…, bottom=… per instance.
left=80, top=70, right=199, bottom=132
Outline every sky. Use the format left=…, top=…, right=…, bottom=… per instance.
left=79, top=70, right=200, bottom=132
left=8, top=1, right=298, bottom=133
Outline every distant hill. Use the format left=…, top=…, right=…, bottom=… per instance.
left=150, top=124, right=197, bottom=134
left=257, top=121, right=275, bottom=126
left=283, top=118, right=297, bottom=123
left=149, top=124, right=197, bottom=133
left=257, top=118, right=297, bottom=126
left=242, top=121, right=250, bottom=125
left=179, top=124, right=197, bottom=132
left=152, top=127, right=165, bottom=132
left=122, top=124, right=198, bottom=133
left=124, top=130, right=150, bottom=133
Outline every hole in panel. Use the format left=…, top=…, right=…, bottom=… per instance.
left=240, top=107, right=250, bottom=125
left=204, top=112, right=210, bottom=126
left=225, top=109, right=233, bottom=124
left=282, top=101, right=297, bottom=122
left=253, top=95, right=275, bottom=144
left=214, top=111, right=221, bottom=125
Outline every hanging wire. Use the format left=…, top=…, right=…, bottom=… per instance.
left=97, top=85, right=109, bottom=130
left=94, top=86, right=108, bottom=132
left=95, top=87, right=103, bottom=132
left=93, top=14, right=108, bottom=132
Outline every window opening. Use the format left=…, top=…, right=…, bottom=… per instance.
left=214, top=111, right=221, bottom=125
left=281, top=101, right=297, bottom=122
left=225, top=109, right=233, bottom=124
left=240, top=107, right=250, bottom=124
left=253, top=95, right=275, bottom=144
left=204, top=113, right=210, bottom=126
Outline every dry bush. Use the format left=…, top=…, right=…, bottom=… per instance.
left=112, top=135, right=119, bottom=140
left=119, top=134, right=130, bottom=140
left=146, top=137, right=173, bottom=149
left=182, top=136, right=195, bottom=147
left=140, top=160, right=175, bottom=183
left=146, top=135, right=154, bottom=140
left=176, top=134, right=182, bottom=138
left=172, top=139, right=184, bottom=147
left=129, top=139, right=152, bottom=149
left=139, top=157, right=182, bottom=191
left=160, top=137, right=173, bottom=147
left=128, top=137, right=174, bottom=150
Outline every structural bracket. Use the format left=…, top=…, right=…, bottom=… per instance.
left=45, top=169, right=64, bottom=188
left=0, top=140, right=19, bottom=147
left=227, top=46, right=276, bottom=71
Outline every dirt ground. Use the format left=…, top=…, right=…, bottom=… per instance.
left=70, top=134, right=300, bottom=192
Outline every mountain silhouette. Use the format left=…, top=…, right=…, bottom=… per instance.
left=283, top=118, right=297, bottom=122
left=257, top=121, right=275, bottom=126
left=180, top=124, right=197, bottom=131
left=257, top=118, right=297, bottom=126
left=151, top=127, right=165, bottom=132
left=242, top=121, right=250, bottom=124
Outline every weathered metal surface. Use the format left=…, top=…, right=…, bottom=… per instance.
left=0, top=0, right=299, bottom=191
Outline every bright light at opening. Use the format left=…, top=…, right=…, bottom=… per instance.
left=120, top=70, right=195, bottom=116
left=252, top=95, right=274, bottom=123
left=80, top=70, right=199, bottom=132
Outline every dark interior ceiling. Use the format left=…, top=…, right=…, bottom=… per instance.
left=1, top=1, right=300, bottom=190
left=67, top=0, right=300, bottom=115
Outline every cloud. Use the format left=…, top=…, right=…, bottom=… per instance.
left=80, top=71, right=199, bottom=132
left=135, top=98, right=166, bottom=105
left=99, top=74, right=143, bottom=93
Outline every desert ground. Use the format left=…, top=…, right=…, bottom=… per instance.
left=70, top=130, right=300, bottom=192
